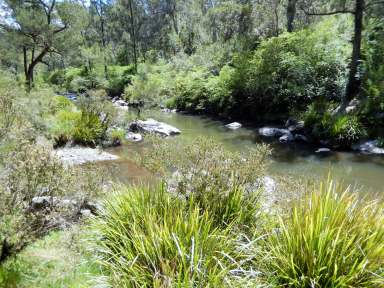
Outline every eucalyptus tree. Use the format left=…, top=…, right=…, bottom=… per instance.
left=0, top=0, right=84, bottom=89
left=302, top=0, right=384, bottom=107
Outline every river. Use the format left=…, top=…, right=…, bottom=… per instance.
left=105, top=109, right=384, bottom=193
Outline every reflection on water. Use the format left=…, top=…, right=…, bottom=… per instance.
left=105, top=109, right=384, bottom=193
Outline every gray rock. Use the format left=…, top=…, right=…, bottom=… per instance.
left=80, top=209, right=92, bottom=217
left=315, top=148, right=331, bottom=154
left=345, top=99, right=360, bottom=114
left=54, top=147, right=119, bottom=166
left=31, top=196, right=77, bottom=210
left=225, top=122, right=242, bottom=130
left=82, top=200, right=103, bottom=215
left=258, top=127, right=291, bottom=138
left=130, top=119, right=181, bottom=136
left=31, top=196, right=56, bottom=210
left=352, top=140, right=384, bottom=155
left=279, top=133, right=294, bottom=143
left=287, top=121, right=304, bottom=133
left=112, top=98, right=129, bottom=111
left=125, top=132, right=143, bottom=142
left=161, top=108, right=177, bottom=113
left=294, top=134, right=309, bottom=142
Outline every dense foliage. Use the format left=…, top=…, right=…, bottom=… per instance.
left=1, top=0, right=384, bottom=286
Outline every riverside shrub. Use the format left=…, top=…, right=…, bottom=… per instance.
left=137, top=137, right=270, bottom=228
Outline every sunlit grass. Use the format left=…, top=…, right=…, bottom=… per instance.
left=92, top=184, right=260, bottom=287
left=266, top=179, right=384, bottom=287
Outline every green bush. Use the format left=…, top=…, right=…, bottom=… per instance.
left=47, top=70, right=66, bottom=86
left=49, top=110, right=81, bottom=146
left=93, top=185, right=246, bottom=287
left=124, top=62, right=177, bottom=105
left=232, top=20, right=349, bottom=119
left=0, top=143, right=72, bottom=263
left=266, top=180, right=384, bottom=287
left=71, top=90, right=116, bottom=146
left=304, top=103, right=366, bottom=147
left=107, top=128, right=125, bottom=146
left=106, top=65, right=135, bottom=96
left=73, top=111, right=104, bottom=146
left=137, top=137, right=270, bottom=228
left=51, top=96, right=75, bottom=113
left=330, top=115, right=366, bottom=147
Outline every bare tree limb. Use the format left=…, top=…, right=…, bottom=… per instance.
left=303, top=8, right=355, bottom=16
left=53, top=24, right=68, bottom=34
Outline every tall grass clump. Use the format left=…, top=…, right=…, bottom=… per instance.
left=266, top=180, right=384, bottom=287
left=94, top=185, right=247, bottom=287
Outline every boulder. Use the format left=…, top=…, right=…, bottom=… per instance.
left=125, top=132, right=143, bottom=142
left=31, top=196, right=56, bottom=210
left=352, top=140, right=384, bottom=155
left=30, top=196, right=77, bottom=211
left=258, top=127, right=291, bottom=138
left=129, top=119, right=181, bottom=136
left=79, top=209, right=92, bottom=217
left=345, top=99, right=360, bottom=114
left=259, top=127, right=295, bottom=144
left=279, top=133, right=294, bottom=143
left=81, top=200, right=103, bottom=215
left=225, top=122, right=242, bottom=130
left=294, top=134, right=309, bottom=142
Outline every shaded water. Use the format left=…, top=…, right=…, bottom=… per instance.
left=106, top=110, right=384, bottom=192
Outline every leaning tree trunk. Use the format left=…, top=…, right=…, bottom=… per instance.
left=344, top=0, right=364, bottom=103
left=287, top=0, right=297, bottom=32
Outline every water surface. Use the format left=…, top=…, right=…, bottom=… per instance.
left=107, top=110, right=384, bottom=192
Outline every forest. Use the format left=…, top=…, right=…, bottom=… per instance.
left=0, top=0, right=384, bottom=287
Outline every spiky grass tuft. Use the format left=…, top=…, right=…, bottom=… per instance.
left=266, top=180, right=384, bottom=287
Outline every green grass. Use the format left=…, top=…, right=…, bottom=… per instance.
left=0, top=226, right=102, bottom=288
left=92, top=185, right=256, bottom=287
left=265, top=179, right=384, bottom=287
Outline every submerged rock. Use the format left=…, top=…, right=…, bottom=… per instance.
left=315, top=148, right=331, bottom=154
left=258, top=127, right=291, bottom=138
left=129, top=119, right=181, bottom=136
left=225, top=122, right=242, bottom=130
left=125, top=132, right=143, bottom=142
left=352, top=140, right=384, bottom=155
left=54, top=147, right=119, bottom=166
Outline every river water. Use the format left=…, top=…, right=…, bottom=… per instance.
left=106, top=110, right=384, bottom=193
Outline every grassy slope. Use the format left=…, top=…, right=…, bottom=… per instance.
left=0, top=225, right=102, bottom=288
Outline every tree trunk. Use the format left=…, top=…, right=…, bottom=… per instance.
left=24, top=47, right=49, bottom=91
left=128, top=0, right=137, bottom=72
left=99, top=1, right=108, bottom=79
left=344, top=0, right=364, bottom=103
left=23, top=46, right=30, bottom=89
left=287, top=0, right=297, bottom=32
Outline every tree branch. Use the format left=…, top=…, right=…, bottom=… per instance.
left=303, top=8, right=355, bottom=16
left=53, top=24, right=67, bottom=34
left=366, top=0, right=384, bottom=8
